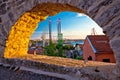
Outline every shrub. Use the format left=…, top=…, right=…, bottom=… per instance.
left=44, top=42, right=56, bottom=56
left=74, top=56, right=83, bottom=60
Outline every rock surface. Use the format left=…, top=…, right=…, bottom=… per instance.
left=1, top=55, right=120, bottom=80
left=0, top=66, right=65, bottom=80
left=0, top=0, right=120, bottom=75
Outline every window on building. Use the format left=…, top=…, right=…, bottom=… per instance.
left=88, top=56, right=92, bottom=60
left=102, top=59, right=110, bottom=63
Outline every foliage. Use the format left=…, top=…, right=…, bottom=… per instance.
left=56, top=44, right=63, bottom=57
left=44, top=42, right=57, bottom=56
left=44, top=42, right=83, bottom=60
left=74, top=56, right=83, bottom=60
left=63, top=44, right=74, bottom=50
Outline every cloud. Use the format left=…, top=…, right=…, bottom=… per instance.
left=76, top=13, right=90, bottom=18
left=76, top=13, right=85, bottom=17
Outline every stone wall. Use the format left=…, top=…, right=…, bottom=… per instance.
left=0, top=65, right=65, bottom=80
left=2, top=59, right=120, bottom=80
left=0, top=0, right=120, bottom=72
left=1, top=58, right=119, bottom=80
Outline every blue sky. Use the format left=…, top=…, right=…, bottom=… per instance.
left=30, top=11, right=104, bottom=40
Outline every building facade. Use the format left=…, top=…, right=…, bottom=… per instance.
left=83, top=35, right=115, bottom=63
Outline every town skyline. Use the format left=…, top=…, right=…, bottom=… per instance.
left=30, top=11, right=104, bottom=40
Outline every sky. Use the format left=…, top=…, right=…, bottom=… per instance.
left=30, top=11, right=104, bottom=40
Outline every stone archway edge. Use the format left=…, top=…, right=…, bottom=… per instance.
left=0, top=0, right=120, bottom=73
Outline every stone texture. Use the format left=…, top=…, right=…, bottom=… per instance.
left=0, top=0, right=2, bottom=4
left=0, top=3, right=7, bottom=15
left=110, top=38, right=120, bottom=75
left=1, top=57, right=119, bottom=80
left=16, top=0, right=24, bottom=6
left=3, top=0, right=8, bottom=2
left=0, top=25, right=7, bottom=38
left=78, top=0, right=95, bottom=11
left=110, top=38, right=120, bottom=54
left=69, top=0, right=81, bottom=7
left=0, top=17, right=1, bottom=23
left=89, top=0, right=118, bottom=22
left=0, top=0, right=120, bottom=74
left=0, top=66, right=65, bottom=80
left=4, top=12, right=43, bottom=58
left=57, top=0, right=71, bottom=4
left=0, top=47, right=5, bottom=58
left=95, top=1, right=120, bottom=27
left=102, top=15, right=120, bottom=38
left=7, top=1, right=14, bottom=10
left=3, top=21, right=11, bottom=33
left=8, top=12, right=14, bottom=22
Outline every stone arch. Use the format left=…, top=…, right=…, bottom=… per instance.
left=0, top=0, right=120, bottom=69
left=4, top=3, right=85, bottom=58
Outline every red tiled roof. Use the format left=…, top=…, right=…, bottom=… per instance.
left=87, top=35, right=113, bottom=53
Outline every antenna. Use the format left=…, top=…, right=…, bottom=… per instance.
left=91, top=28, right=97, bottom=35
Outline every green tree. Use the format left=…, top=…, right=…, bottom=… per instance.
left=63, top=44, right=74, bottom=50
left=74, top=56, right=83, bottom=60
left=44, top=42, right=56, bottom=56
left=56, top=44, right=63, bottom=57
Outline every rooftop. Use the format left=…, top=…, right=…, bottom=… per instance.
left=87, top=35, right=113, bottom=53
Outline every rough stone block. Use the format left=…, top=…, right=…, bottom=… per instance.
left=0, top=1, right=2, bottom=4
left=16, top=0, right=24, bottom=6
left=0, top=25, right=7, bottom=38
left=110, top=38, right=120, bottom=51
left=101, top=0, right=113, bottom=6
left=0, top=3, right=7, bottom=15
left=0, top=17, right=2, bottom=23
left=3, top=0, right=8, bottom=2
left=8, top=12, right=14, bottom=22
left=0, top=46, right=5, bottom=58
left=96, top=2, right=120, bottom=26
left=0, top=0, right=120, bottom=74
left=3, top=21, right=11, bottom=33
left=57, top=0, right=70, bottom=4
left=70, top=0, right=81, bottom=6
